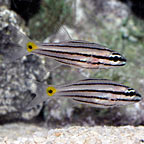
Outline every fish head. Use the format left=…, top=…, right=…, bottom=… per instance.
left=108, top=52, right=127, bottom=66
left=125, top=88, right=142, bottom=102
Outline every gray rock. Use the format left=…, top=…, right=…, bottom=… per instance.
left=0, top=6, right=50, bottom=122
left=0, top=0, right=10, bottom=7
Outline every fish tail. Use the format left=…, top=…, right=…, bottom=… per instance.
left=1, top=24, right=30, bottom=63
left=24, top=94, right=48, bottom=110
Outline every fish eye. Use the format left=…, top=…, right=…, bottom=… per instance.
left=46, top=86, right=56, bottom=96
left=27, top=42, right=38, bottom=52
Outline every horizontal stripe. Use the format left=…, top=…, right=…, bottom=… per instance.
left=59, top=89, right=131, bottom=96
left=60, top=94, right=140, bottom=102
left=34, top=52, right=124, bottom=67
left=72, top=98, right=115, bottom=107
left=63, top=82, right=129, bottom=88
left=39, top=45, right=126, bottom=62
left=55, top=59, right=85, bottom=68
left=67, top=40, right=98, bottom=44
left=39, top=49, right=112, bottom=60
left=38, top=48, right=126, bottom=62
left=68, top=40, right=105, bottom=45
left=41, top=41, right=114, bottom=52
left=55, top=59, right=113, bottom=69
left=33, top=52, right=124, bottom=68
left=61, top=78, right=128, bottom=88
left=78, top=78, right=119, bottom=83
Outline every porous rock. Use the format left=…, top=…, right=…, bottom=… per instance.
left=0, top=5, right=50, bottom=122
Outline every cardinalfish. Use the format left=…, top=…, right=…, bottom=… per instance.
left=2, top=25, right=126, bottom=69
left=25, top=79, right=142, bottom=109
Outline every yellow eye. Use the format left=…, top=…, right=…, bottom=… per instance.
left=46, top=86, right=57, bottom=96
left=27, top=42, right=38, bottom=52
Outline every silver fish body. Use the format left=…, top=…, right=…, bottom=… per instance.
left=56, top=79, right=141, bottom=108
left=25, top=79, right=141, bottom=109
left=31, top=40, right=126, bottom=69
left=3, top=25, right=126, bottom=69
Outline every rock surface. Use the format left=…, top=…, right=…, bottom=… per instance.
left=0, top=5, right=50, bottom=122
left=0, top=123, right=144, bottom=144
left=0, top=0, right=10, bottom=7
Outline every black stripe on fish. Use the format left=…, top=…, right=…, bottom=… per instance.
left=33, top=52, right=124, bottom=67
left=67, top=40, right=102, bottom=45
left=41, top=42, right=113, bottom=52
left=63, top=82, right=129, bottom=89
left=38, top=49, right=126, bottom=62
left=72, top=98, right=116, bottom=107
left=59, top=89, right=132, bottom=96
left=70, top=95, right=140, bottom=102
left=55, top=59, right=85, bottom=68
left=59, top=93, right=140, bottom=102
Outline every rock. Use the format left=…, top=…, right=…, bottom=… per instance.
left=0, top=0, right=10, bottom=7
left=0, top=123, right=144, bottom=144
left=0, top=5, right=50, bottom=122
left=120, top=0, right=144, bottom=19
left=28, top=0, right=74, bottom=40
left=11, top=0, right=41, bottom=23
left=68, top=0, right=130, bottom=38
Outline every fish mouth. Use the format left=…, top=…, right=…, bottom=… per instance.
left=136, top=92, right=142, bottom=98
left=133, top=93, right=142, bottom=102
left=121, top=56, right=127, bottom=62
left=118, top=61, right=127, bottom=66
left=119, top=55, right=127, bottom=64
left=112, top=61, right=126, bottom=66
left=117, top=56, right=127, bottom=66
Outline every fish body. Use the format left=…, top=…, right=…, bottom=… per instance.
left=26, top=79, right=142, bottom=109
left=31, top=40, right=126, bottom=69
left=2, top=25, right=126, bottom=69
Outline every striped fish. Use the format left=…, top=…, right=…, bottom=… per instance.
left=25, top=79, right=142, bottom=109
left=28, top=40, right=127, bottom=69
left=3, top=25, right=126, bottom=69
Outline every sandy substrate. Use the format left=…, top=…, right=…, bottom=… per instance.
left=0, top=123, right=144, bottom=144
